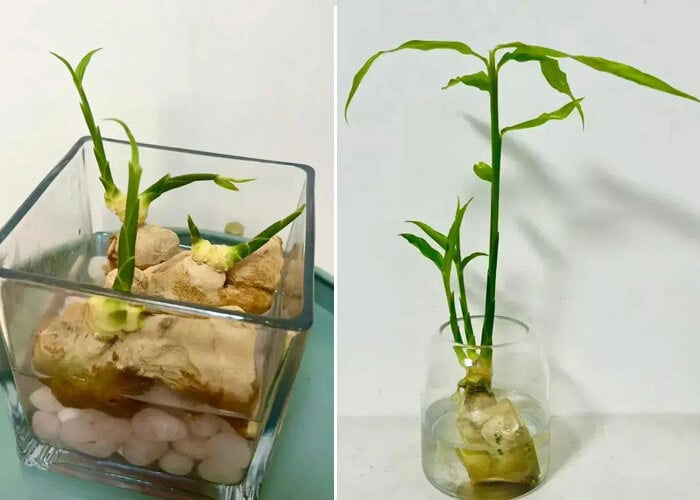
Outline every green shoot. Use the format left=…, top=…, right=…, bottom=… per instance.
left=52, top=49, right=255, bottom=224
left=346, top=38, right=698, bottom=371
left=51, top=49, right=121, bottom=204
left=87, top=118, right=144, bottom=339
left=188, top=204, right=306, bottom=271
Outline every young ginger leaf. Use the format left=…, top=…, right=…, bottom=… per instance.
left=473, top=162, right=493, bottom=182
left=400, top=233, right=444, bottom=270
left=191, top=204, right=306, bottom=271
left=51, top=50, right=119, bottom=200
left=501, top=98, right=584, bottom=135
left=442, top=71, right=490, bottom=92
left=498, top=42, right=700, bottom=102
left=406, top=220, right=448, bottom=250
left=345, top=40, right=486, bottom=120
left=104, top=119, right=142, bottom=293
left=461, top=251, right=487, bottom=270
left=540, top=59, right=584, bottom=127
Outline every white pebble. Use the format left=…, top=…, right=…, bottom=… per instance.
left=59, top=415, right=98, bottom=444
left=188, top=413, right=227, bottom=438
left=172, top=436, right=208, bottom=460
left=74, top=440, right=118, bottom=458
left=95, top=416, right=131, bottom=444
left=132, top=408, right=188, bottom=442
left=57, top=408, right=83, bottom=423
left=32, top=411, right=60, bottom=440
left=88, top=256, right=109, bottom=282
left=204, top=432, right=252, bottom=468
left=197, top=458, right=245, bottom=484
left=29, top=386, right=62, bottom=412
left=159, top=451, right=194, bottom=476
left=120, top=438, right=168, bottom=466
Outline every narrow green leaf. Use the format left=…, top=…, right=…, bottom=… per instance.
left=74, top=48, right=102, bottom=84
left=140, top=174, right=254, bottom=203
left=498, top=42, right=699, bottom=102
left=540, top=59, right=584, bottom=127
left=399, top=233, right=444, bottom=270
left=345, top=40, right=485, bottom=120
left=501, top=98, right=584, bottom=135
left=50, top=51, right=77, bottom=80
left=406, top=220, right=447, bottom=249
left=460, top=251, right=487, bottom=270
left=231, top=204, right=305, bottom=263
left=105, top=119, right=142, bottom=293
left=187, top=215, right=202, bottom=244
left=473, top=161, right=493, bottom=182
left=442, top=71, right=490, bottom=92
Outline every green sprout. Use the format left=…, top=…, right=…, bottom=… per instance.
left=51, top=49, right=254, bottom=223
left=87, top=119, right=145, bottom=339
left=187, top=204, right=306, bottom=271
left=346, top=39, right=698, bottom=369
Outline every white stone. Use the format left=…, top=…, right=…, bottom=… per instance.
left=88, top=256, right=109, bottom=282
left=197, top=458, right=245, bottom=484
left=120, top=438, right=168, bottom=466
left=57, top=408, right=83, bottom=423
left=59, top=414, right=98, bottom=444
left=74, top=440, right=118, bottom=458
left=32, top=411, right=60, bottom=440
left=95, top=416, right=131, bottom=444
left=172, top=436, right=208, bottom=460
left=29, top=386, right=62, bottom=412
left=204, top=432, right=252, bottom=468
left=132, top=408, right=188, bottom=442
left=159, top=450, right=194, bottom=476
left=188, top=413, right=227, bottom=438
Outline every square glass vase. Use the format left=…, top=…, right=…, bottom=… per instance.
left=0, top=137, right=315, bottom=499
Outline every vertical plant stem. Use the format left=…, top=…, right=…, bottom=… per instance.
left=481, top=49, right=502, bottom=356
left=443, top=278, right=463, bottom=345
left=455, top=255, right=476, bottom=345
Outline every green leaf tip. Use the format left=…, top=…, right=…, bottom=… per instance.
left=345, top=39, right=486, bottom=121
left=187, top=215, right=202, bottom=243
left=399, top=232, right=444, bottom=270
left=104, top=118, right=139, bottom=164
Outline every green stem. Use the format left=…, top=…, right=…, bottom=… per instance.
left=481, top=49, right=502, bottom=356
left=455, top=245, right=476, bottom=346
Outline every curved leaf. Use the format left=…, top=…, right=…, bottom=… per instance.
left=540, top=59, right=584, bottom=127
left=406, top=220, right=447, bottom=249
left=399, top=233, right=443, bottom=270
left=473, top=161, right=493, bottom=182
left=442, top=71, right=490, bottom=92
left=460, top=251, right=487, bottom=270
left=498, top=42, right=699, bottom=102
left=345, top=40, right=485, bottom=120
left=502, top=98, right=584, bottom=135
left=75, top=48, right=102, bottom=84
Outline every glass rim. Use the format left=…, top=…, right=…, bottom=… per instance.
left=0, top=136, right=316, bottom=331
left=437, top=314, right=530, bottom=348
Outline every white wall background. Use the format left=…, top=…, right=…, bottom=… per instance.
left=0, top=0, right=333, bottom=271
left=339, top=0, right=700, bottom=417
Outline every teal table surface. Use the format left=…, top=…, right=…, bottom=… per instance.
left=0, top=272, right=334, bottom=499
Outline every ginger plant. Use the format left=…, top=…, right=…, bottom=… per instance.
left=346, top=39, right=698, bottom=487
left=51, top=49, right=253, bottom=224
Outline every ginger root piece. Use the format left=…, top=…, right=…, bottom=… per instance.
left=105, top=267, right=149, bottom=294
left=108, top=224, right=180, bottom=270
left=32, top=303, right=260, bottom=417
left=454, top=386, right=540, bottom=486
left=141, top=237, right=284, bottom=314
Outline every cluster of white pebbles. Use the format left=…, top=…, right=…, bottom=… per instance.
left=29, top=385, right=254, bottom=484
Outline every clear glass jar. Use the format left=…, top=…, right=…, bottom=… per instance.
left=0, top=137, right=315, bottom=499
left=421, top=316, right=550, bottom=499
